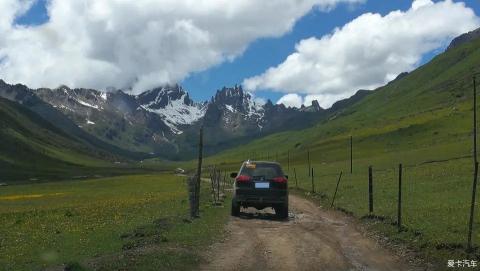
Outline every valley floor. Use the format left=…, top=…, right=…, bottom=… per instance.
left=0, top=174, right=230, bottom=271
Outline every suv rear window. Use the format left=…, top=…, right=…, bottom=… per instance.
left=239, top=162, right=283, bottom=180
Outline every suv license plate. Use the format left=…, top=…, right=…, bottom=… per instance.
left=255, top=182, right=269, bottom=189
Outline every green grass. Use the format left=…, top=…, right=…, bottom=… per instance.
left=0, top=97, right=168, bottom=183
left=176, top=35, right=480, bottom=269
left=3, top=22, right=480, bottom=271
left=0, top=97, right=113, bottom=182
left=0, top=174, right=230, bottom=271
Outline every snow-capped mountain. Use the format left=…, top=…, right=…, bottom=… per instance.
left=0, top=80, right=151, bottom=159
left=35, top=86, right=108, bottom=125
left=137, top=85, right=206, bottom=134
left=172, top=85, right=328, bottom=158
left=0, top=82, right=178, bottom=154
left=207, top=85, right=265, bottom=128
left=0, top=79, right=331, bottom=159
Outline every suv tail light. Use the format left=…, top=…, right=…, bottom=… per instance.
left=272, top=177, right=288, bottom=183
left=236, top=175, right=252, bottom=182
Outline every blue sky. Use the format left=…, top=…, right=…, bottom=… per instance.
left=183, top=1, right=413, bottom=102
left=12, top=0, right=480, bottom=105
left=182, top=0, right=480, bottom=102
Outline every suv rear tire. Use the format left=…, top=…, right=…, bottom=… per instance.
left=231, top=199, right=240, bottom=216
left=276, top=204, right=288, bottom=219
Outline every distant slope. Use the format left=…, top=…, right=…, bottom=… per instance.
left=203, top=28, right=480, bottom=168
left=0, top=81, right=334, bottom=160
left=195, top=28, right=480, bottom=269
left=173, top=86, right=328, bottom=160
left=33, top=85, right=182, bottom=154
left=447, top=27, right=480, bottom=50
left=0, top=97, right=126, bottom=182
left=0, top=81, right=150, bottom=160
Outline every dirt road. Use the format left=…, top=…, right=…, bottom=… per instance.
left=200, top=195, right=418, bottom=271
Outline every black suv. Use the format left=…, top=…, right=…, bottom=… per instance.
left=230, top=161, right=288, bottom=218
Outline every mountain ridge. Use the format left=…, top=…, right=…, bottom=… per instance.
left=0, top=80, right=330, bottom=159
left=7, top=27, right=477, bottom=160
left=205, top=26, right=480, bottom=168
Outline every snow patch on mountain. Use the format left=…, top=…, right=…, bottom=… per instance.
left=76, top=99, right=100, bottom=110
left=142, top=93, right=206, bottom=134
left=245, top=94, right=264, bottom=119
left=225, top=104, right=235, bottom=113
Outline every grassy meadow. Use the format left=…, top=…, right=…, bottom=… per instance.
left=2, top=22, right=480, bottom=271
left=192, top=104, right=479, bottom=268
left=178, top=38, right=480, bottom=267
left=0, top=174, right=230, bottom=270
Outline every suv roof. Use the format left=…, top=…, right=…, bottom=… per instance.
left=244, top=160, right=281, bottom=165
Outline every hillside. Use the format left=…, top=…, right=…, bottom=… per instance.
left=173, top=85, right=328, bottom=159
left=191, top=28, right=480, bottom=268
left=3, top=29, right=479, bottom=183
left=0, top=81, right=331, bottom=160
left=0, top=98, right=148, bottom=183
left=203, top=31, right=480, bottom=169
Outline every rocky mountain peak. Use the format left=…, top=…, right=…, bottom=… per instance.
left=311, top=100, right=322, bottom=112
left=296, top=100, right=324, bottom=113
left=137, top=84, right=194, bottom=109
left=0, top=80, right=38, bottom=105
left=0, top=79, right=349, bottom=159
left=134, top=85, right=206, bottom=134
left=264, top=99, right=274, bottom=108
left=56, top=85, right=70, bottom=91
left=212, top=85, right=247, bottom=105
left=209, top=85, right=265, bottom=119
left=447, top=27, right=480, bottom=51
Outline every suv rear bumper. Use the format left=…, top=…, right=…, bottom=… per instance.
left=234, top=194, right=288, bottom=204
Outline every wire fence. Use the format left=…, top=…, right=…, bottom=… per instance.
left=282, top=153, right=478, bottom=251
left=214, top=132, right=479, bottom=252
left=204, top=76, right=480, bottom=255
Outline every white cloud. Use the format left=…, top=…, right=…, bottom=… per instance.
left=0, top=0, right=34, bottom=31
left=0, top=0, right=361, bottom=93
left=253, top=97, right=267, bottom=106
left=277, top=93, right=345, bottom=108
left=303, top=94, right=346, bottom=108
left=244, top=0, right=480, bottom=108
left=277, top=93, right=303, bottom=108
left=411, top=0, right=432, bottom=10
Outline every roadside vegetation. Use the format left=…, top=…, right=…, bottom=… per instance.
left=0, top=174, right=230, bottom=270
left=2, top=18, right=480, bottom=271
left=186, top=37, right=480, bottom=268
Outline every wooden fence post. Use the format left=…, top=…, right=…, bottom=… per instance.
left=210, top=166, right=216, bottom=203
left=307, top=149, right=311, bottom=176
left=468, top=162, right=479, bottom=250
left=330, top=171, right=343, bottom=208
left=188, top=176, right=196, bottom=218
left=194, top=127, right=203, bottom=217
left=350, top=136, right=353, bottom=174
left=223, top=171, right=227, bottom=194
left=474, top=75, right=477, bottom=165
left=368, top=166, right=373, bottom=214
left=287, top=150, right=290, bottom=171
left=311, top=168, right=315, bottom=193
left=468, top=75, right=478, bottom=250
left=216, top=169, right=220, bottom=203
left=398, top=163, right=403, bottom=232
left=294, top=168, right=298, bottom=189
